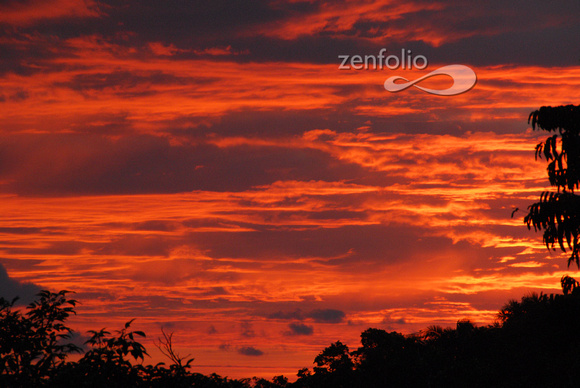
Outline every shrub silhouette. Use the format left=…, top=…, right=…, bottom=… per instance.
left=0, top=290, right=81, bottom=387
left=0, top=290, right=259, bottom=387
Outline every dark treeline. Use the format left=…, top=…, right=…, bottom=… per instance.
left=3, top=279, right=580, bottom=387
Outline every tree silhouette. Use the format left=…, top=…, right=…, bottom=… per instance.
left=352, top=328, right=427, bottom=387
left=0, top=289, right=293, bottom=387
left=156, top=328, right=194, bottom=372
left=59, top=319, right=149, bottom=387
left=524, top=104, right=580, bottom=267
left=313, top=340, right=353, bottom=375
left=0, top=290, right=81, bottom=386
left=6, top=287, right=580, bottom=387
left=496, top=291, right=580, bottom=387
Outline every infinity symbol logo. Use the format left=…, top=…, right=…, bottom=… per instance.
left=384, top=64, right=477, bottom=96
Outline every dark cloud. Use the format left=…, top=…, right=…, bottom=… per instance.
left=0, top=263, right=42, bottom=304
left=94, top=235, right=173, bottom=257
left=307, top=309, right=345, bottom=324
left=207, top=325, right=217, bottom=334
left=0, top=30, right=68, bottom=76
left=3, top=235, right=173, bottom=257
left=0, top=227, right=44, bottom=234
left=285, top=322, right=314, bottom=336
left=181, top=218, right=255, bottom=231
left=381, top=315, right=407, bottom=326
left=4, top=89, right=29, bottom=101
left=131, top=221, right=179, bottom=232
left=0, top=133, right=369, bottom=195
left=191, top=287, right=230, bottom=297
left=107, top=295, right=191, bottom=317
left=240, top=322, right=255, bottom=338
left=4, top=234, right=174, bottom=257
left=98, top=221, right=179, bottom=232
left=178, top=108, right=360, bottom=138
left=53, top=71, right=210, bottom=93
left=185, top=224, right=458, bottom=269
left=237, top=346, right=264, bottom=356
left=0, top=258, right=44, bottom=270
left=430, top=25, right=580, bottom=67
left=268, top=309, right=304, bottom=321
left=99, top=0, right=291, bottom=43
left=267, top=308, right=345, bottom=324
left=126, top=258, right=243, bottom=287
left=1, top=0, right=577, bottom=79
left=3, top=240, right=88, bottom=256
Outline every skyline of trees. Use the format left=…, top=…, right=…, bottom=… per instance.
left=3, top=285, right=580, bottom=387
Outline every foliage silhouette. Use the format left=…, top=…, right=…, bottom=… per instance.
left=155, top=327, right=194, bottom=374
left=561, top=274, right=580, bottom=295
left=291, top=290, right=580, bottom=388
left=0, top=290, right=268, bottom=387
left=0, top=290, right=81, bottom=387
left=524, top=104, right=580, bottom=267
left=3, top=286, right=580, bottom=387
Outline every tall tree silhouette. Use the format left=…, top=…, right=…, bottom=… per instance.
left=524, top=105, right=580, bottom=267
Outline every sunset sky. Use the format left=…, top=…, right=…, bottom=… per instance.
left=1, top=0, right=580, bottom=379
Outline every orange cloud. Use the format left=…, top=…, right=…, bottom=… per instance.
left=0, top=0, right=101, bottom=25
left=2, top=40, right=579, bottom=137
